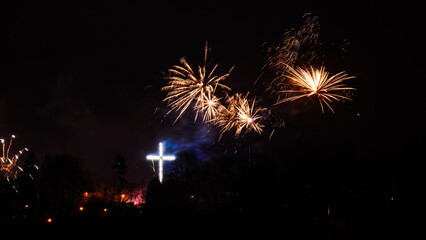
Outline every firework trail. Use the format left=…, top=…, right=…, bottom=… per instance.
left=162, top=42, right=233, bottom=123
left=265, top=14, right=321, bottom=94
left=276, top=66, right=356, bottom=113
left=0, top=135, right=29, bottom=181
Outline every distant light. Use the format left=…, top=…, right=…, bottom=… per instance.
left=190, top=195, right=195, bottom=200
left=390, top=197, right=394, bottom=201
left=47, top=218, right=52, bottom=223
left=104, top=208, right=108, bottom=212
left=79, top=206, right=84, bottom=211
left=84, top=192, right=89, bottom=197
left=25, top=204, right=29, bottom=208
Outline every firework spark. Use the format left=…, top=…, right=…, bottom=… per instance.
left=235, top=95, right=265, bottom=135
left=276, top=66, right=356, bottom=113
left=213, top=93, right=266, bottom=138
left=0, top=135, right=28, bottom=181
left=194, top=92, right=222, bottom=122
left=162, top=42, right=233, bottom=122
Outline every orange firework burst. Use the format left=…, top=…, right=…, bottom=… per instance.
left=162, top=42, right=232, bottom=122
left=213, top=93, right=266, bottom=138
left=276, top=66, right=356, bottom=113
left=0, top=135, right=28, bottom=181
left=193, top=92, right=222, bottom=122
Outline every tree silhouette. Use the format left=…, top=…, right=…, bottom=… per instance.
left=0, top=177, right=17, bottom=222
left=111, top=153, right=128, bottom=201
left=143, top=176, right=192, bottom=217
left=168, top=151, right=198, bottom=193
left=0, top=152, right=40, bottom=222
left=39, top=154, right=91, bottom=220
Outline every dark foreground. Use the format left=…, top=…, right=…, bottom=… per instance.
left=3, top=212, right=415, bottom=240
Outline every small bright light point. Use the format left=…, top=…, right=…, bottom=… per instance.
left=104, top=208, right=108, bottom=212
left=25, top=204, right=29, bottom=208
left=11, top=135, right=15, bottom=138
left=79, top=206, right=84, bottom=211
left=47, top=218, right=52, bottom=223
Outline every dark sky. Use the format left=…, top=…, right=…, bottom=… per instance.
left=0, top=1, right=423, bottom=185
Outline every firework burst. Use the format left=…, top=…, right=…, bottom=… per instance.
left=162, top=43, right=268, bottom=138
left=265, top=14, right=321, bottom=93
left=276, top=66, right=356, bottom=113
left=0, top=135, right=29, bottom=181
left=159, top=13, right=358, bottom=144
left=213, top=93, right=266, bottom=138
left=193, top=92, right=222, bottom=122
left=162, top=42, right=233, bottom=122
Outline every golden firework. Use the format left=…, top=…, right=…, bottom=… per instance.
left=276, top=66, right=355, bottom=113
left=162, top=42, right=232, bottom=122
left=0, top=135, right=28, bottom=180
left=213, top=93, right=266, bottom=138
left=194, top=92, right=222, bottom=122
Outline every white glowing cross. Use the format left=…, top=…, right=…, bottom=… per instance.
left=146, top=142, right=175, bottom=183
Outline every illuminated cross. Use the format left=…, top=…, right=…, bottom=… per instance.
left=146, top=142, right=175, bottom=183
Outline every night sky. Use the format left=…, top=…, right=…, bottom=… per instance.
left=0, top=0, right=424, bottom=191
